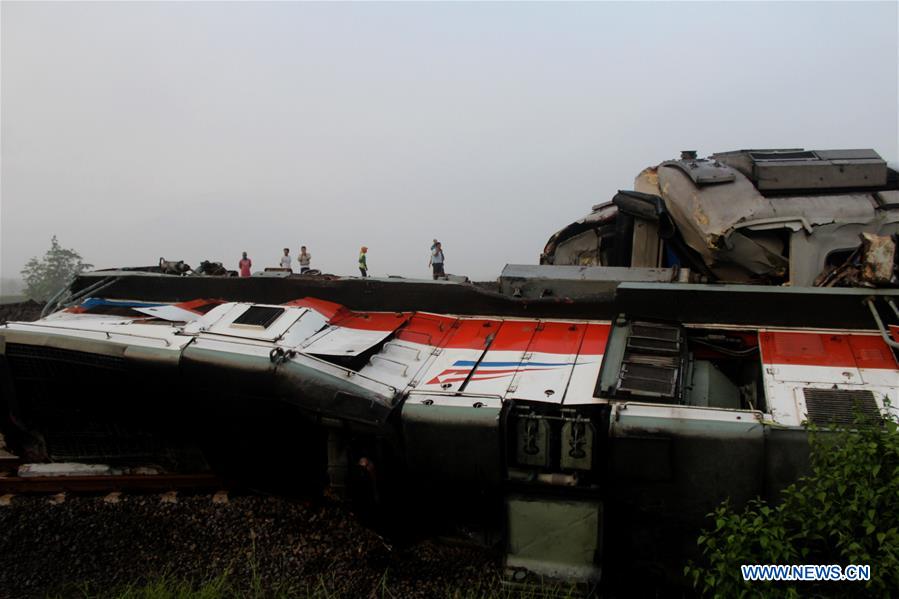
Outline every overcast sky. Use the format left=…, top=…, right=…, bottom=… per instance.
left=2, top=1, right=897, bottom=286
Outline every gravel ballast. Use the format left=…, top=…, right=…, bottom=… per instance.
left=0, top=493, right=500, bottom=598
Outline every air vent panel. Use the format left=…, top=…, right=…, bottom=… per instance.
left=802, top=388, right=881, bottom=426
left=232, top=306, right=285, bottom=329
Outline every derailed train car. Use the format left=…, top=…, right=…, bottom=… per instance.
left=1, top=147, right=899, bottom=590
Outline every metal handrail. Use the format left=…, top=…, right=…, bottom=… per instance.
left=7, top=321, right=173, bottom=347
left=39, top=277, right=75, bottom=319
left=888, top=298, right=899, bottom=321
left=60, top=276, right=120, bottom=308
left=864, top=297, right=899, bottom=350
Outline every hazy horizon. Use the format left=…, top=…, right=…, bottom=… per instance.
left=2, top=1, right=897, bottom=290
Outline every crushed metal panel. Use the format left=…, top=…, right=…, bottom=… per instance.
left=860, top=232, right=897, bottom=285
left=133, top=305, right=204, bottom=323
left=301, top=311, right=410, bottom=357
left=278, top=309, right=329, bottom=347
left=656, top=164, right=771, bottom=280
left=356, top=313, right=459, bottom=391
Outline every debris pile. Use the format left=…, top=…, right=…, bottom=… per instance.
left=0, top=300, right=43, bottom=323
left=815, top=233, right=899, bottom=287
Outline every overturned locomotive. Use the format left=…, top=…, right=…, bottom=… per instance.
left=1, top=147, right=898, bottom=591
left=542, top=148, right=899, bottom=286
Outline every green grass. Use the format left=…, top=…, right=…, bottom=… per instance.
left=54, top=570, right=582, bottom=599
left=47, top=527, right=582, bottom=598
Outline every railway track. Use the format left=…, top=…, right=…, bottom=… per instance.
left=0, top=471, right=224, bottom=496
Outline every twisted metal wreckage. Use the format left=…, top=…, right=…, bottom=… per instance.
left=2, top=148, right=899, bottom=590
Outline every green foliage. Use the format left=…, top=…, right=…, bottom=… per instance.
left=686, top=415, right=899, bottom=598
left=20, top=235, right=92, bottom=302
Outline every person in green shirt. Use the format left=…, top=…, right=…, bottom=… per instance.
left=358, top=246, right=368, bottom=277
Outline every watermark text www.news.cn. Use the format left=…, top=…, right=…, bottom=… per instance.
left=742, top=564, right=871, bottom=582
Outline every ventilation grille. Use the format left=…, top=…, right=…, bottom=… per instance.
left=5, top=343, right=126, bottom=379
left=232, top=306, right=284, bottom=328
left=619, top=363, right=678, bottom=397
left=627, top=323, right=682, bottom=355
left=750, top=151, right=816, bottom=161
left=803, top=388, right=882, bottom=426
left=616, top=322, right=684, bottom=401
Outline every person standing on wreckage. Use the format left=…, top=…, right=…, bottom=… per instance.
left=358, top=246, right=368, bottom=277
left=280, top=248, right=292, bottom=271
left=298, top=246, right=311, bottom=274
left=429, top=241, right=446, bottom=280
left=238, top=252, right=252, bottom=277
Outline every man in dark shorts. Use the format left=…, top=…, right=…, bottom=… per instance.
left=429, top=241, right=445, bottom=280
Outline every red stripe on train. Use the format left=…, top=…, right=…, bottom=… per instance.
left=285, top=297, right=410, bottom=332
left=759, top=332, right=897, bottom=370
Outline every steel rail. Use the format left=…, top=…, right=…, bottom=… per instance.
left=0, top=473, right=223, bottom=494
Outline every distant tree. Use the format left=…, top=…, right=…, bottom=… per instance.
left=20, top=236, right=93, bottom=302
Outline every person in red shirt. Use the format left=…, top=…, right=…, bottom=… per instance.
left=238, top=252, right=252, bottom=277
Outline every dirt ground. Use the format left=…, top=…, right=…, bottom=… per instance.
left=0, top=493, right=501, bottom=599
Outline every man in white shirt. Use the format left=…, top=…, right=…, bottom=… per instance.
left=280, top=248, right=292, bottom=271
left=429, top=241, right=445, bottom=280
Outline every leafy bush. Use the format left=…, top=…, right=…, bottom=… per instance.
left=20, top=235, right=92, bottom=301
left=686, top=413, right=899, bottom=598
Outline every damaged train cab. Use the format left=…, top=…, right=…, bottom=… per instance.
left=542, top=148, right=899, bottom=287
left=2, top=290, right=898, bottom=586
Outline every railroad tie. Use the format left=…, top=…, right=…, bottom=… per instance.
left=0, top=493, right=13, bottom=506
